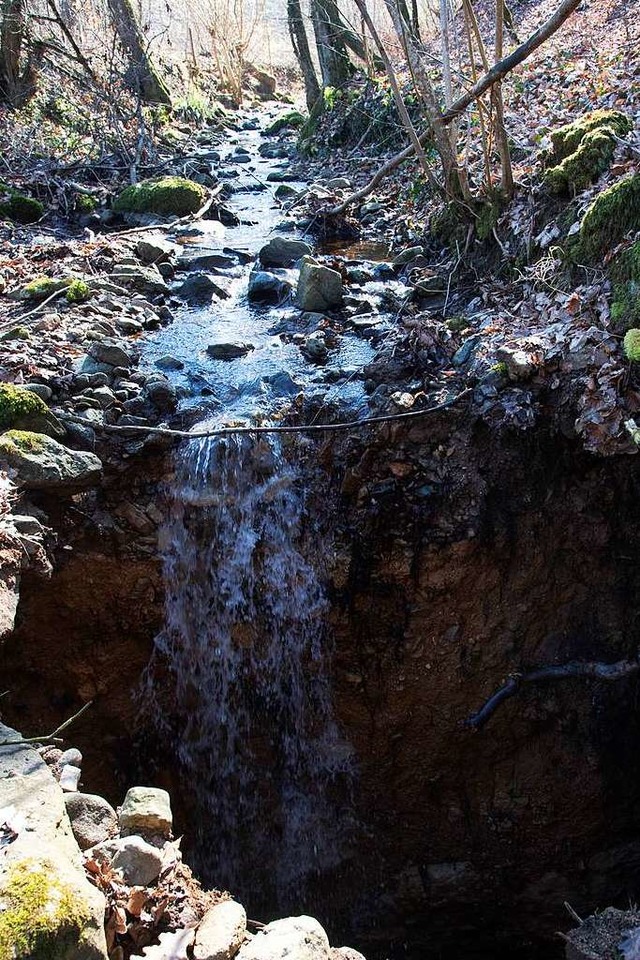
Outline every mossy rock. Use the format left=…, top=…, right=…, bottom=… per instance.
left=65, top=278, right=91, bottom=303
left=544, top=110, right=632, bottom=195
left=549, top=109, right=631, bottom=162
left=12, top=275, right=72, bottom=302
left=0, top=384, right=64, bottom=439
left=610, top=240, right=640, bottom=330
left=576, top=173, right=640, bottom=260
left=265, top=110, right=306, bottom=135
left=623, top=328, right=640, bottom=362
left=0, top=183, right=44, bottom=224
left=113, top=177, right=207, bottom=217
left=0, top=430, right=101, bottom=489
left=0, top=858, right=92, bottom=960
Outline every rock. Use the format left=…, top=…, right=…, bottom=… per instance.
left=177, top=273, right=230, bottom=302
left=58, top=748, right=82, bottom=768
left=156, top=355, right=185, bottom=371
left=275, top=185, right=299, bottom=201
left=0, top=432, right=102, bottom=491
left=258, top=237, right=313, bottom=267
left=452, top=335, right=482, bottom=367
left=296, top=259, right=343, bottom=312
left=88, top=339, right=133, bottom=368
left=113, top=177, right=207, bottom=217
left=24, top=383, right=53, bottom=401
left=300, top=332, right=329, bottom=364
left=237, top=916, right=330, bottom=960
left=145, top=379, right=178, bottom=412
left=60, top=765, right=81, bottom=792
left=207, top=342, right=254, bottom=360
left=0, top=722, right=108, bottom=959
left=392, top=245, right=425, bottom=266
left=73, top=373, right=110, bottom=390
left=326, top=177, right=351, bottom=190
left=248, top=270, right=292, bottom=304
left=119, top=786, right=172, bottom=839
left=64, top=793, right=118, bottom=851
left=0, top=383, right=65, bottom=439
left=496, top=345, right=539, bottom=381
left=110, top=835, right=164, bottom=886
left=564, top=907, right=639, bottom=960
left=177, top=253, right=237, bottom=272
left=330, top=950, right=367, bottom=960
left=135, top=235, right=177, bottom=264
left=194, top=900, right=247, bottom=960
left=110, top=262, right=169, bottom=296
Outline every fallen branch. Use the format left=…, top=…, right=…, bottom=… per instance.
left=466, top=656, right=640, bottom=730
left=0, top=700, right=93, bottom=748
left=109, top=185, right=224, bottom=238
left=68, top=388, right=472, bottom=441
left=328, top=0, right=582, bottom=214
left=1, top=288, right=67, bottom=332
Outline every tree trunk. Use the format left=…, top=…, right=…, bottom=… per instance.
left=287, top=0, right=321, bottom=109
left=0, top=0, right=44, bottom=105
left=310, top=0, right=351, bottom=88
left=106, top=0, right=171, bottom=105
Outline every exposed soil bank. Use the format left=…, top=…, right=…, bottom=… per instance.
left=3, top=405, right=640, bottom=958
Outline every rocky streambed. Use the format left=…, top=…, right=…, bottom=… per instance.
left=2, top=106, right=640, bottom=960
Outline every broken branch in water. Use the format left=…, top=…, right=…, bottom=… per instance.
left=466, top=657, right=640, bottom=730
left=67, top=388, right=472, bottom=441
left=0, top=700, right=93, bottom=748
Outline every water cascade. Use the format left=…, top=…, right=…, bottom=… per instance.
left=143, top=432, right=354, bottom=909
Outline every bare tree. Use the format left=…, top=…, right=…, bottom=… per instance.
left=106, top=0, right=171, bottom=105
left=0, top=0, right=45, bottom=104
left=287, top=0, right=321, bottom=109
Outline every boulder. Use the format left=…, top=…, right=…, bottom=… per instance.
left=110, top=262, right=169, bottom=296
left=155, top=356, right=185, bottom=371
left=0, top=723, right=108, bottom=959
left=88, top=339, right=134, bottom=368
left=119, top=786, right=172, bottom=839
left=258, top=237, right=312, bottom=267
left=0, top=432, right=102, bottom=491
left=194, top=900, right=247, bottom=960
left=300, top=332, right=329, bottom=364
left=110, top=836, right=164, bottom=886
left=392, top=245, right=425, bottom=266
left=145, top=380, right=178, bottom=412
left=330, top=950, right=367, bottom=960
left=135, top=235, right=178, bottom=265
left=113, top=177, right=207, bottom=217
left=296, top=259, right=343, bottom=312
left=0, top=384, right=64, bottom=439
left=177, top=273, right=230, bottom=302
left=207, top=342, right=254, bottom=360
left=248, top=270, right=292, bottom=304
left=236, top=916, right=330, bottom=960
left=64, top=793, right=118, bottom=851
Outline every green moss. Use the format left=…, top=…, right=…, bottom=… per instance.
left=577, top=174, right=640, bottom=260
left=624, top=328, right=640, bottom=362
left=113, top=176, right=207, bottom=216
left=475, top=200, right=501, bottom=241
left=0, top=325, right=31, bottom=341
left=75, top=193, right=96, bottom=214
left=20, top=275, right=71, bottom=301
left=490, top=361, right=509, bottom=376
left=265, top=110, right=306, bottom=135
left=65, top=278, right=90, bottom=303
left=0, top=385, right=48, bottom=431
left=550, top=109, right=631, bottom=162
left=545, top=129, right=616, bottom=194
left=609, top=240, right=640, bottom=330
left=0, top=183, right=44, bottom=224
left=0, top=859, right=90, bottom=960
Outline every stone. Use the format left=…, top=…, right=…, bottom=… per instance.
left=178, top=253, right=237, bottom=272
left=0, top=723, right=108, bottom=959
left=156, top=355, right=185, bottom=371
left=392, top=245, right=425, bottom=266
left=194, top=900, right=247, bottom=960
left=88, top=339, right=133, bottom=368
left=110, top=835, right=164, bottom=886
left=135, top=236, right=177, bottom=265
left=248, top=270, right=292, bottom=304
left=145, top=380, right=178, bottom=412
left=300, top=332, right=329, bottom=364
left=330, top=950, right=367, bottom=960
left=64, top=793, right=118, bottom=851
left=496, top=345, right=539, bottom=381
left=326, top=177, right=351, bottom=190
left=207, top=342, right=254, bottom=360
left=119, top=786, right=172, bottom=838
left=110, top=262, right=169, bottom=296
left=177, top=273, right=230, bottom=302
left=296, top=259, right=343, bottom=312
left=0, top=432, right=102, bottom=491
left=59, top=765, right=81, bottom=792
left=58, top=748, right=82, bottom=768
left=237, top=916, right=330, bottom=960
left=24, top=383, right=53, bottom=401
left=258, top=237, right=313, bottom=267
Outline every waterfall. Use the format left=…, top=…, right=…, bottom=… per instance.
left=143, top=432, right=353, bottom=906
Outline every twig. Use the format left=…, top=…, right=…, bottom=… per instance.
left=68, top=388, right=473, bottom=441
left=0, top=700, right=93, bottom=748
left=466, top=657, right=640, bottom=730
left=109, top=186, right=223, bottom=238
left=1, top=289, right=66, bottom=331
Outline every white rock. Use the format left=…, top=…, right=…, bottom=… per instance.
left=60, top=764, right=82, bottom=792
left=110, top=835, right=164, bottom=886
left=237, top=916, right=330, bottom=960
left=330, top=949, right=367, bottom=960
left=194, top=900, right=247, bottom=960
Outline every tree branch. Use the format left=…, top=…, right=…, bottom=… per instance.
left=0, top=700, right=93, bottom=748
left=327, top=0, right=582, bottom=214
left=466, top=657, right=640, bottom=730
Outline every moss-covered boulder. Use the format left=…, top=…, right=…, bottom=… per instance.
left=0, top=384, right=64, bottom=438
left=265, top=110, right=306, bottom=135
left=113, top=176, right=207, bottom=217
left=0, top=431, right=101, bottom=489
left=544, top=110, right=632, bottom=195
left=0, top=183, right=44, bottom=224
left=577, top=173, right=640, bottom=260
left=610, top=240, right=640, bottom=331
